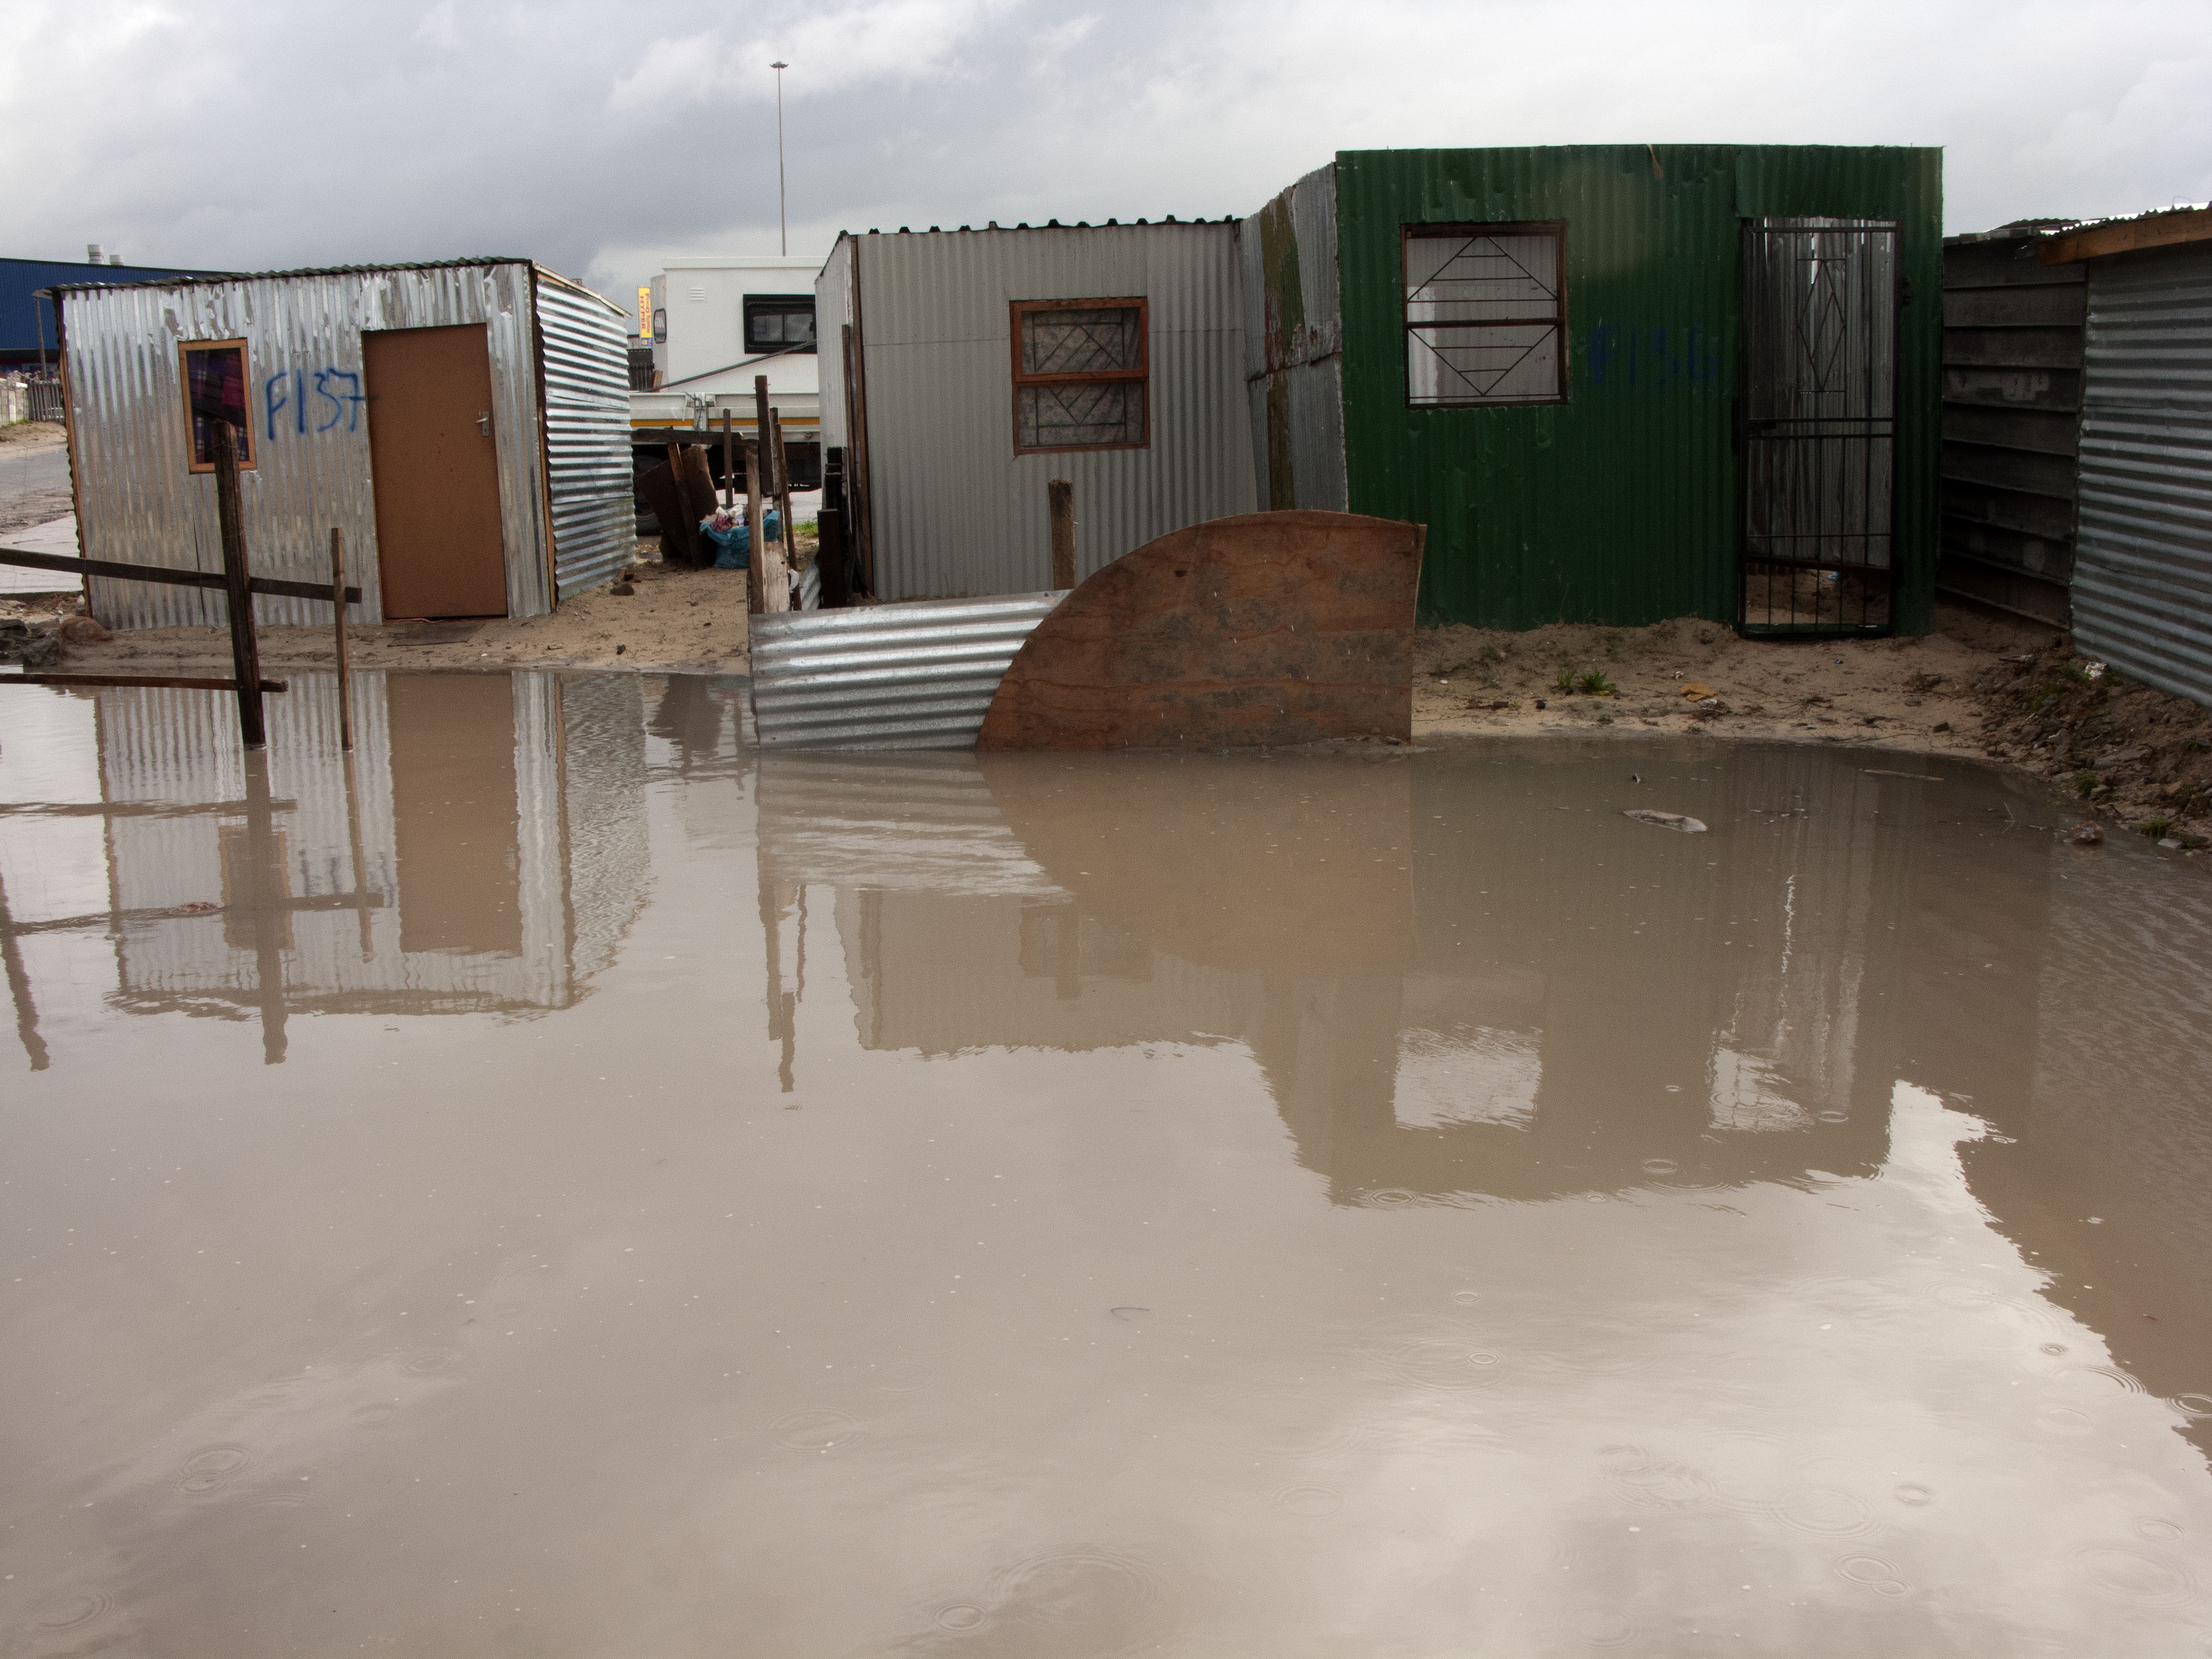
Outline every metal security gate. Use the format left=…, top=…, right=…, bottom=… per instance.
left=1739, top=217, right=1900, bottom=634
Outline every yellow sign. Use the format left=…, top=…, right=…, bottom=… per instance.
left=636, top=286, right=652, bottom=342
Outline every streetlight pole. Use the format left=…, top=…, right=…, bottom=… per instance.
left=771, top=60, right=789, bottom=257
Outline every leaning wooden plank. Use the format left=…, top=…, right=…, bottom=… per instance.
left=976, top=509, right=1425, bottom=752
left=11, top=675, right=289, bottom=692
left=0, top=547, right=359, bottom=605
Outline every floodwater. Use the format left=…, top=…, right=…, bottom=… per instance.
left=4, top=670, right=2212, bottom=1657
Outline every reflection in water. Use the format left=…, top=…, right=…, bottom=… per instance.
left=761, top=748, right=1918, bottom=1203
left=7, top=690, right=2212, bottom=1658
left=0, top=672, right=649, bottom=1064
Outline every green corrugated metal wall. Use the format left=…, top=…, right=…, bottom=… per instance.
left=1332, top=145, right=1943, bottom=633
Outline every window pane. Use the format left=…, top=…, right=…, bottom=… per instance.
left=1021, top=308, right=1141, bottom=375
left=1407, top=324, right=1560, bottom=405
left=1406, top=231, right=1559, bottom=324
left=1018, top=381, right=1145, bottom=449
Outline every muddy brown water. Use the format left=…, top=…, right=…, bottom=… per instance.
left=3, top=670, right=2211, bottom=1656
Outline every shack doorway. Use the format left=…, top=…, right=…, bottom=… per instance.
left=1738, top=217, right=1899, bottom=635
left=364, top=324, right=508, bottom=619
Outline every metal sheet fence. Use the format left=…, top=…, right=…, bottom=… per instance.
left=1243, top=164, right=1348, bottom=513
left=749, top=592, right=1062, bottom=749
left=2072, top=244, right=2212, bottom=707
left=59, top=262, right=554, bottom=628
left=534, top=273, right=636, bottom=600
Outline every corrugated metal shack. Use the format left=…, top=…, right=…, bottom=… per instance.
left=816, top=222, right=1256, bottom=602
left=1936, top=222, right=2086, bottom=627
left=54, top=259, right=632, bottom=629
left=2048, top=207, right=2212, bottom=706
left=1248, top=145, right=1944, bottom=634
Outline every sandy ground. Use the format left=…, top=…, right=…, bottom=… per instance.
left=0, top=422, right=73, bottom=535
left=1408, top=606, right=2044, bottom=760
left=12, top=526, right=2208, bottom=852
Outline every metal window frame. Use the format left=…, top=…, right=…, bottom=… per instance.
left=744, top=293, right=818, bottom=355
left=1401, top=220, right=1569, bottom=408
left=1008, top=296, right=1151, bottom=455
left=178, top=338, right=257, bottom=472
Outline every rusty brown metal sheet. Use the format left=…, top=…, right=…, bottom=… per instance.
left=975, top=509, right=1423, bottom=751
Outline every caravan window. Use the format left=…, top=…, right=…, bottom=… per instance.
left=1404, top=223, right=1567, bottom=406
left=1010, top=299, right=1149, bottom=453
left=745, top=295, right=817, bottom=353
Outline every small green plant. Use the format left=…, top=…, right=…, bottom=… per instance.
left=2074, top=771, right=2104, bottom=799
left=1554, top=666, right=1577, bottom=692
left=1574, top=670, right=1617, bottom=697
left=2140, top=815, right=2176, bottom=839
left=2059, top=662, right=2093, bottom=685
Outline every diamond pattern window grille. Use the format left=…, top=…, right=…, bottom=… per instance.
left=1403, top=223, right=1566, bottom=406
left=1011, top=300, right=1148, bottom=452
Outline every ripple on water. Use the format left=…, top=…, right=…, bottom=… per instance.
left=1365, top=1188, right=1418, bottom=1209
left=772, top=1408, right=862, bottom=1452
left=2077, top=1545, right=2195, bottom=1607
left=1770, top=1486, right=1876, bottom=1537
left=2172, top=1394, right=2212, bottom=1420
left=352, top=1401, right=401, bottom=1428
left=1817, top=1110, right=1849, bottom=1124
left=1451, top=1290, right=1482, bottom=1306
left=395, top=1348, right=458, bottom=1376
left=2038, top=1406, right=2096, bottom=1436
left=1837, top=1555, right=1911, bottom=1597
left=1386, top=1340, right=1504, bottom=1393
left=1893, top=1483, right=1934, bottom=1507
left=2057, top=1365, right=2145, bottom=1397
left=2137, top=1518, right=2184, bottom=1542
left=178, top=1444, right=252, bottom=1495
left=2040, top=1343, right=2070, bottom=1358
left=1600, top=1447, right=1713, bottom=1510
left=1272, top=1485, right=1343, bottom=1518
left=986, top=1549, right=1167, bottom=1651
left=934, top=1604, right=985, bottom=1631
left=35, top=1591, right=113, bottom=1630
left=1639, top=1159, right=1679, bottom=1178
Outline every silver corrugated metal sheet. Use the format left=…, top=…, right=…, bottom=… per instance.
left=749, top=592, right=1062, bottom=749
left=1242, top=165, right=1347, bottom=512
left=533, top=272, right=636, bottom=601
left=815, top=239, right=853, bottom=451
left=851, top=225, right=1256, bottom=601
left=59, top=262, right=624, bottom=630
left=79, top=669, right=648, bottom=1015
left=756, top=750, right=1062, bottom=895
left=2072, top=243, right=2212, bottom=707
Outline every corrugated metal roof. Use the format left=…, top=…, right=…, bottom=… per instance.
left=852, top=222, right=1257, bottom=601
left=2072, top=242, right=2212, bottom=706
left=50, top=257, right=544, bottom=295
left=748, top=592, right=1062, bottom=749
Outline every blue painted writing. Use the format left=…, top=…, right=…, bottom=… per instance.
left=1588, top=323, right=1722, bottom=390
left=263, top=367, right=366, bottom=440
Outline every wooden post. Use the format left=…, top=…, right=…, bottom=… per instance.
left=768, top=410, right=794, bottom=613
left=744, top=437, right=765, bottom=615
left=330, top=527, right=353, bottom=752
left=212, top=421, right=265, bottom=749
left=1048, top=478, right=1076, bottom=590
left=754, top=375, right=789, bottom=613
left=721, top=410, right=734, bottom=510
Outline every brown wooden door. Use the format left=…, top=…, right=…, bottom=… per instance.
left=363, top=324, right=509, bottom=619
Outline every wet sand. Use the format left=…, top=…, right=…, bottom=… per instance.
left=3, top=671, right=2211, bottom=1656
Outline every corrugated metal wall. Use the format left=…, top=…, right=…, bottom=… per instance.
left=1937, top=229, right=2085, bottom=625
left=1330, top=145, right=1943, bottom=632
left=2072, top=242, right=2212, bottom=706
left=1242, top=165, right=1347, bottom=513
left=533, top=272, right=636, bottom=600
left=59, top=262, right=623, bottom=628
left=852, top=224, right=1257, bottom=601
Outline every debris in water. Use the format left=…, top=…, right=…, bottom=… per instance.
left=2069, top=823, right=2103, bottom=846
left=1679, top=682, right=1714, bottom=700
left=1624, top=810, right=1708, bottom=833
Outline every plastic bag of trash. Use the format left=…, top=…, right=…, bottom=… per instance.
left=701, top=510, right=749, bottom=570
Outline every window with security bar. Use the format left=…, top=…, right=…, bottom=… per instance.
left=1010, top=299, right=1149, bottom=453
left=1403, top=222, right=1567, bottom=406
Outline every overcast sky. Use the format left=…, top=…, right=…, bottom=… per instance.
left=5, top=0, right=2207, bottom=327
